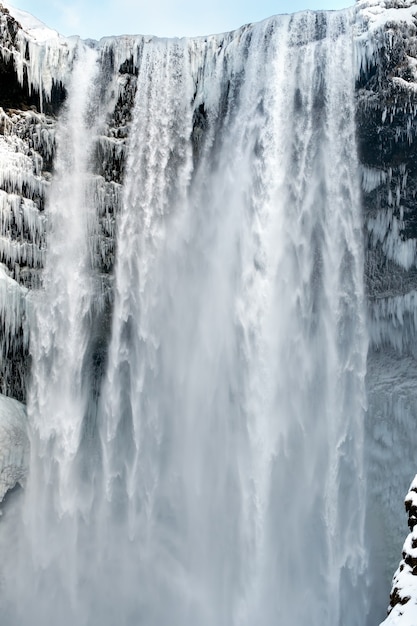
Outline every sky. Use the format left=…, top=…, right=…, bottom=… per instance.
left=5, top=0, right=354, bottom=40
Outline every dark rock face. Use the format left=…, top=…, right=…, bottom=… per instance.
left=357, top=17, right=417, bottom=295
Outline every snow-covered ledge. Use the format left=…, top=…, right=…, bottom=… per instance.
left=0, top=394, right=27, bottom=507
left=381, top=476, right=417, bottom=625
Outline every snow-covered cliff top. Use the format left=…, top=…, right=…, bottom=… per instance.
left=1, top=0, right=60, bottom=42
left=357, top=0, right=417, bottom=32
left=0, top=2, right=80, bottom=106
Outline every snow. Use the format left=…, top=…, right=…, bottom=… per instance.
left=1, top=1, right=60, bottom=43
left=357, top=0, right=417, bottom=34
left=355, top=0, right=417, bottom=79
left=0, top=2, right=80, bottom=108
left=380, top=476, right=417, bottom=625
left=383, top=600, right=417, bottom=626
left=0, top=392, right=27, bottom=504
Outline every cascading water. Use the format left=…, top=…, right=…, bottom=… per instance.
left=0, top=42, right=103, bottom=623
left=0, top=8, right=369, bottom=626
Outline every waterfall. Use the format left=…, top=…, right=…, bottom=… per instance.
left=0, top=41, right=103, bottom=624
left=0, top=8, right=369, bottom=626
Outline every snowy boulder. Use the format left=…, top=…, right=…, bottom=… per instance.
left=0, top=393, right=27, bottom=504
left=381, top=476, right=417, bottom=625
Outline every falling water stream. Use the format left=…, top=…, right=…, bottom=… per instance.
left=0, top=9, right=369, bottom=626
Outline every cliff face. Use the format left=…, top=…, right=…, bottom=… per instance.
left=0, top=0, right=416, bottom=621
left=354, top=2, right=417, bottom=620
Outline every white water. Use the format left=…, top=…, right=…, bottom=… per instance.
left=0, top=10, right=369, bottom=626
left=0, top=41, right=102, bottom=623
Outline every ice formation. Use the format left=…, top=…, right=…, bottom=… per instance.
left=0, top=392, right=27, bottom=503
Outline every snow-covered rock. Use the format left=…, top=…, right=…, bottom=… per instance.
left=380, top=476, right=417, bottom=625
left=0, top=0, right=77, bottom=108
left=0, top=392, right=27, bottom=505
